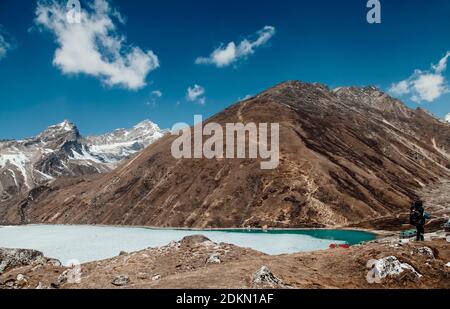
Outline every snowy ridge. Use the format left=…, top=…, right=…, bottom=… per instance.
left=85, top=120, right=166, bottom=164
left=0, top=120, right=166, bottom=202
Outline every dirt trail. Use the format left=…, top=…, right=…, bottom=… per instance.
left=237, top=100, right=248, bottom=123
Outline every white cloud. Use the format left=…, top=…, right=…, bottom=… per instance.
left=146, top=90, right=163, bottom=108
left=35, top=0, right=159, bottom=90
left=195, top=26, right=276, bottom=68
left=389, top=52, right=450, bottom=103
left=151, top=90, right=162, bottom=97
left=432, top=52, right=450, bottom=74
left=0, top=26, right=12, bottom=60
left=186, top=84, right=206, bottom=104
left=410, top=73, right=446, bottom=102
left=389, top=80, right=409, bottom=96
left=0, top=36, right=9, bottom=60
left=445, top=113, right=450, bottom=123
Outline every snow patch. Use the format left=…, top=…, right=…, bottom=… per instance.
left=7, top=169, right=18, bottom=187
left=0, top=153, right=31, bottom=188
left=34, top=170, right=55, bottom=181
left=70, top=146, right=102, bottom=164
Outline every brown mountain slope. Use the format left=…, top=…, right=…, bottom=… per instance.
left=2, top=81, right=450, bottom=228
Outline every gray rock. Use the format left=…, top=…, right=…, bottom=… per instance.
left=57, top=267, right=82, bottom=285
left=137, top=272, right=149, bottom=280
left=57, top=270, right=70, bottom=285
left=15, top=274, right=28, bottom=288
left=366, top=256, right=422, bottom=284
left=207, top=253, right=221, bottom=264
left=4, top=279, right=15, bottom=288
left=112, top=275, right=130, bottom=286
left=180, top=235, right=211, bottom=246
left=252, top=266, right=284, bottom=287
left=413, top=247, right=435, bottom=259
left=151, top=274, right=161, bottom=281
left=47, top=258, right=62, bottom=267
left=0, top=248, right=45, bottom=274
left=31, top=264, right=43, bottom=272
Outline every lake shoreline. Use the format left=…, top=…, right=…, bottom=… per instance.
left=0, top=223, right=383, bottom=237
left=2, top=233, right=449, bottom=289
left=0, top=224, right=377, bottom=265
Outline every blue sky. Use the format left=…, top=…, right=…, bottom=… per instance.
left=0, top=0, right=450, bottom=139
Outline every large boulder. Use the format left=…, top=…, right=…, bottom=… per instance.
left=111, top=275, right=130, bottom=286
left=0, top=248, right=46, bottom=274
left=412, top=247, right=435, bottom=259
left=180, top=235, right=211, bottom=246
left=366, top=256, right=422, bottom=284
left=252, top=266, right=285, bottom=287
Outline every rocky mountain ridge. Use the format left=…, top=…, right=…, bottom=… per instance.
left=1, top=81, right=449, bottom=227
left=0, top=120, right=166, bottom=202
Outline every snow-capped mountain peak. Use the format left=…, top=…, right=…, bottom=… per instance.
left=56, top=120, right=76, bottom=130
left=84, top=120, right=166, bottom=164
left=35, top=120, right=80, bottom=145
left=0, top=120, right=166, bottom=202
left=45, top=120, right=77, bottom=132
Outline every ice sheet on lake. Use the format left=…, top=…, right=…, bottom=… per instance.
left=0, top=225, right=345, bottom=265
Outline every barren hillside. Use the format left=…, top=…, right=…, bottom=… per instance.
left=2, top=81, right=449, bottom=228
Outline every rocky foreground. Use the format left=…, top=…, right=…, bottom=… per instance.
left=1, top=234, right=449, bottom=289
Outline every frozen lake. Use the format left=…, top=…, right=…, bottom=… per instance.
left=0, top=225, right=375, bottom=265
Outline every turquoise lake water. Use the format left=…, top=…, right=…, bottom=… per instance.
left=0, top=225, right=375, bottom=265
left=217, top=229, right=376, bottom=245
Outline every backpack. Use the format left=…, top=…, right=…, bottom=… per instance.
left=410, top=210, right=418, bottom=226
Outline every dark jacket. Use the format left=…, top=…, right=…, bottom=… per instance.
left=410, top=205, right=425, bottom=226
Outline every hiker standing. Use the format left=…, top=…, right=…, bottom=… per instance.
left=410, top=200, right=425, bottom=241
